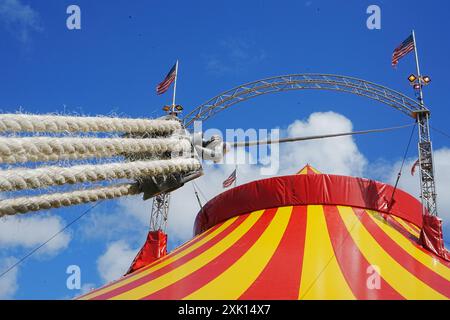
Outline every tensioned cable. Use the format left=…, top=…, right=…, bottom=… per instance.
left=0, top=200, right=103, bottom=281
left=389, top=122, right=417, bottom=206
left=192, top=183, right=204, bottom=211
left=430, top=126, right=450, bottom=141
left=231, top=123, right=415, bottom=147
left=192, top=181, right=209, bottom=203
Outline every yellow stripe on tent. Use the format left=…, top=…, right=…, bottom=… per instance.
left=185, top=206, right=292, bottom=300
left=367, top=210, right=450, bottom=281
left=339, top=206, right=446, bottom=300
left=299, top=205, right=355, bottom=300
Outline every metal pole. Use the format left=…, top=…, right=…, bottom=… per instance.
left=412, top=30, right=425, bottom=105
left=150, top=61, right=179, bottom=232
left=411, top=30, right=438, bottom=216
left=172, top=60, right=179, bottom=111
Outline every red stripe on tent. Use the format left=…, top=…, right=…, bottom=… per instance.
left=92, top=214, right=249, bottom=300
left=239, top=206, right=307, bottom=299
left=306, top=166, right=315, bottom=175
left=169, top=223, right=222, bottom=256
left=358, top=210, right=450, bottom=297
left=325, top=206, right=403, bottom=299
left=142, top=208, right=277, bottom=300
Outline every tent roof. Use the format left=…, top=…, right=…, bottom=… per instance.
left=296, top=164, right=321, bottom=175
left=79, top=166, right=450, bottom=300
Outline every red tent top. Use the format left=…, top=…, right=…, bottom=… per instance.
left=193, top=167, right=424, bottom=235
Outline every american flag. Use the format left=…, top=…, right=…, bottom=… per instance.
left=411, top=159, right=420, bottom=176
left=156, top=62, right=177, bottom=95
left=392, top=35, right=415, bottom=67
left=222, top=169, right=236, bottom=188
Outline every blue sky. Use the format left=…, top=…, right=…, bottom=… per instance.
left=0, top=0, right=449, bottom=299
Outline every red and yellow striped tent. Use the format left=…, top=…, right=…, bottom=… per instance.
left=80, top=165, right=450, bottom=300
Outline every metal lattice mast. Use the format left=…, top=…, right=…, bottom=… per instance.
left=151, top=60, right=180, bottom=232
left=415, top=111, right=437, bottom=216
left=150, top=192, right=170, bottom=231
left=412, top=30, right=438, bottom=216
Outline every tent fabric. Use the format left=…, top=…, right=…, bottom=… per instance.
left=297, top=164, right=321, bottom=175
left=193, top=173, right=424, bottom=235
left=420, top=214, right=450, bottom=261
left=77, top=165, right=449, bottom=300
left=126, top=230, right=168, bottom=275
left=79, top=205, right=450, bottom=300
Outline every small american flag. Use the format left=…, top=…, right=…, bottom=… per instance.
left=156, top=62, right=177, bottom=95
left=392, top=35, right=415, bottom=67
left=411, top=159, right=420, bottom=176
left=222, top=169, right=236, bottom=188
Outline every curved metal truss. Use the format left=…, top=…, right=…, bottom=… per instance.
left=181, top=73, right=437, bottom=216
left=183, top=74, right=427, bottom=128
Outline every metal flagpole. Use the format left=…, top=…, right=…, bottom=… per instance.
left=171, top=60, right=179, bottom=111
left=150, top=60, right=179, bottom=232
left=412, top=30, right=424, bottom=105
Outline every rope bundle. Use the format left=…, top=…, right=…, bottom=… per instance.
left=0, top=183, right=141, bottom=217
left=0, top=114, right=181, bottom=134
left=0, top=113, right=201, bottom=216
left=0, top=158, right=200, bottom=192
left=0, top=136, right=191, bottom=163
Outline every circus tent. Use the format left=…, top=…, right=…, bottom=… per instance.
left=79, top=165, right=450, bottom=300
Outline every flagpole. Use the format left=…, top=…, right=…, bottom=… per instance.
left=171, top=60, right=179, bottom=112
left=234, top=164, right=237, bottom=188
left=412, top=30, right=425, bottom=105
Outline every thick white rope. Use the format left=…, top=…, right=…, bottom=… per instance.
left=0, top=136, right=191, bottom=163
left=0, top=114, right=181, bottom=134
left=0, top=183, right=141, bottom=217
left=0, top=157, right=201, bottom=192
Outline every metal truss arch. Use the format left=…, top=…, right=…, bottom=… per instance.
left=183, top=74, right=427, bottom=128
left=182, top=73, right=438, bottom=216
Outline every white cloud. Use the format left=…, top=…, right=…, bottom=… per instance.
left=0, top=257, right=19, bottom=299
left=279, top=111, right=367, bottom=177
left=117, top=197, right=152, bottom=226
left=0, top=214, right=71, bottom=255
left=0, top=0, right=42, bottom=43
left=97, top=240, right=138, bottom=283
left=78, top=206, right=147, bottom=243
